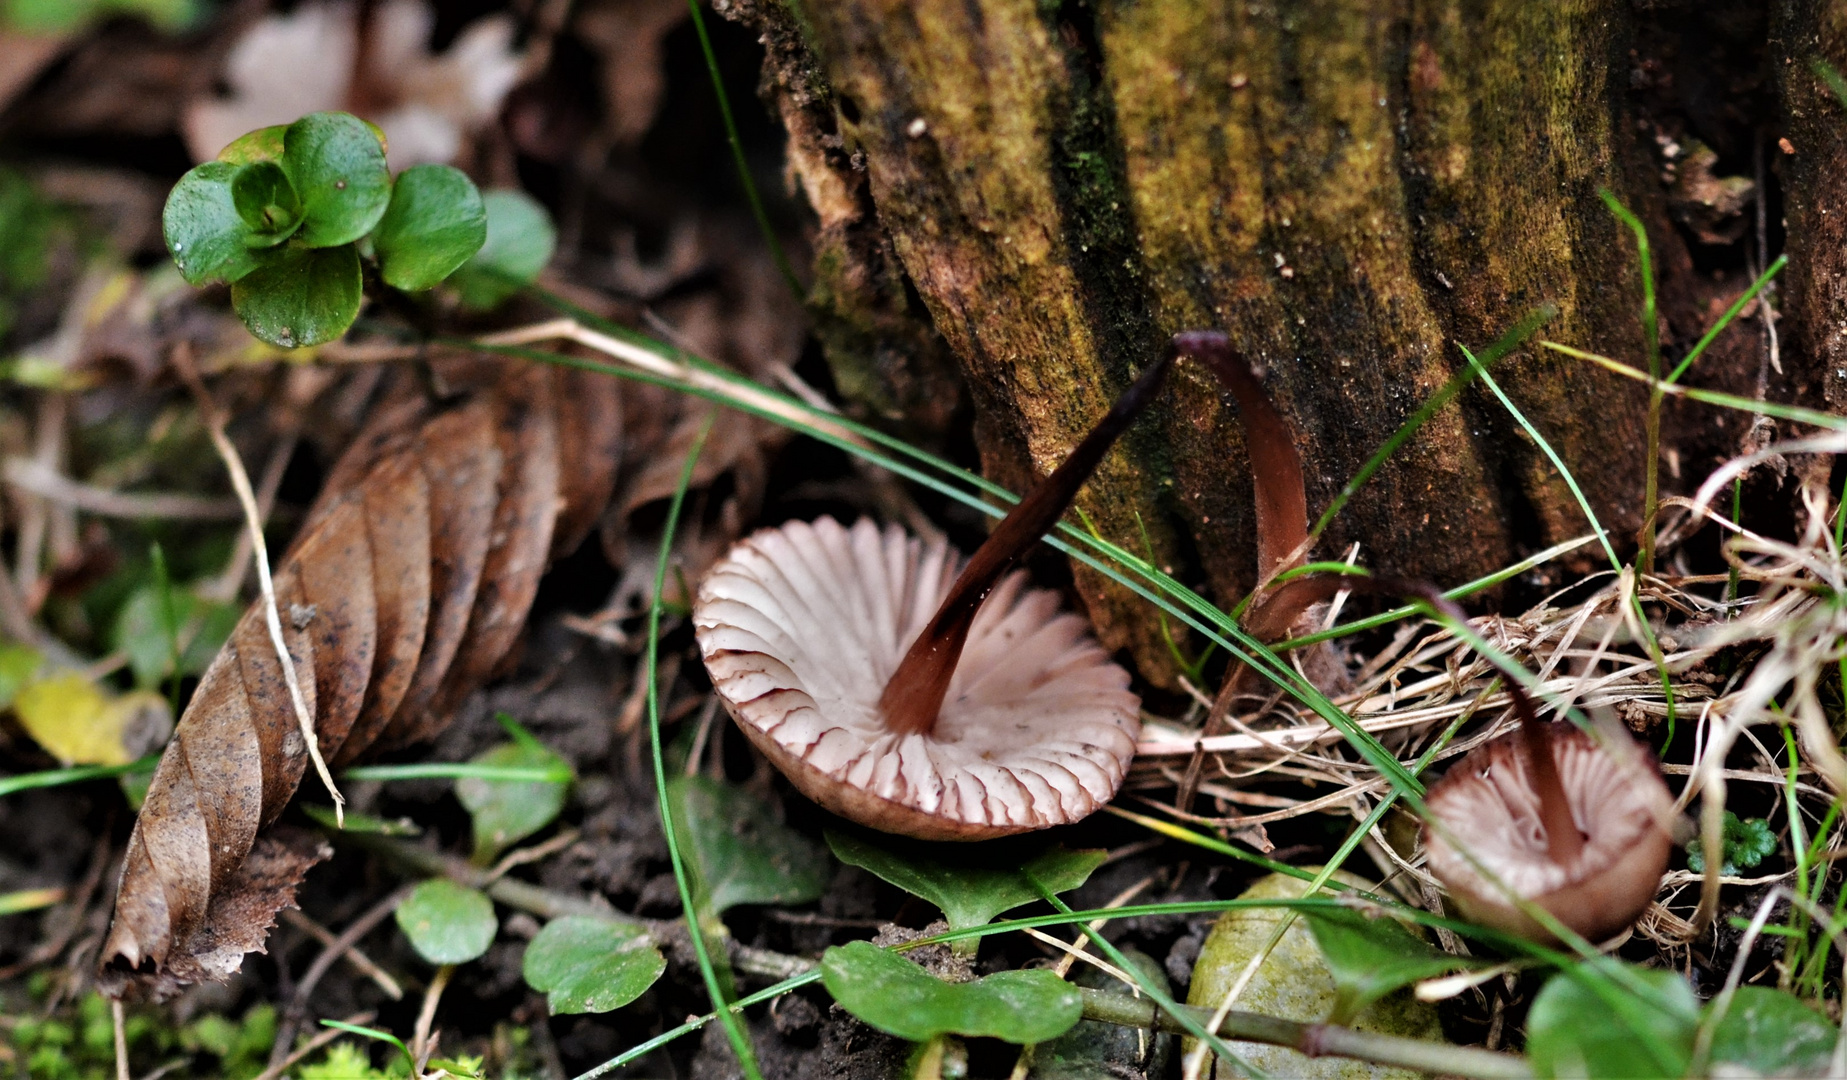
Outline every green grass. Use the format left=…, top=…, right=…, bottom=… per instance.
left=641, top=413, right=763, bottom=1078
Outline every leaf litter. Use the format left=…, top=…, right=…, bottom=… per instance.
left=0, top=4, right=1843, bottom=1080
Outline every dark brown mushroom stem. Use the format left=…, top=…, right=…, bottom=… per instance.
left=1177, top=332, right=1312, bottom=807
left=878, top=341, right=1180, bottom=737
left=1168, top=332, right=1310, bottom=641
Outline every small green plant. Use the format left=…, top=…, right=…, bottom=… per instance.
left=165, top=112, right=553, bottom=349
left=1686, top=811, right=1776, bottom=877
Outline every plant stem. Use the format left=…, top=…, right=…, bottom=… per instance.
left=1077, top=989, right=1532, bottom=1080
left=1599, top=190, right=1659, bottom=573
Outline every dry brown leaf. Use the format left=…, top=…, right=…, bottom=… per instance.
left=98, top=358, right=621, bottom=1000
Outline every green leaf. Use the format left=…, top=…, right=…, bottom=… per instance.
left=823, top=941, right=1081, bottom=1044
left=301, top=804, right=420, bottom=836
left=216, top=125, right=286, bottom=166
left=1526, top=961, right=1698, bottom=1079
left=1303, top=906, right=1485, bottom=1025
left=451, top=189, right=555, bottom=309
left=521, top=916, right=666, bottom=1015
left=229, top=161, right=301, bottom=247
left=827, top=829, right=1104, bottom=942
left=670, top=775, right=828, bottom=915
left=1687, top=811, right=1777, bottom=876
left=373, top=164, right=487, bottom=291
left=394, top=879, right=497, bottom=965
left=229, top=242, right=362, bottom=348
left=111, top=584, right=237, bottom=690
left=281, top=112, right=392, bottom=249
left=455, top=715, right=571, bottom=865
left=1706, top=986, right=1838, bottom=1076
left=164, top=162, right=259, bottom=285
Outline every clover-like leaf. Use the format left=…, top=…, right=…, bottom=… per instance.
left=229, top=243, right=363, bottom=348
left=1303, top=907, right=1486, bottom=1025
left=522, top=916, right=666, bottom=1015
left=822, top=941, right=1080, bottom=1044
left=450, top=189, right=555, bottom=309
left=456, top=715, right=571, bottom=865
left=216, top=125, right=286, bottom=166
left=373, top=164, right=487, bottom=292
left=395, top=879, right=496, bottom=965
left=230, top=161, right=302, bottom=248
left=1526, top=960, right=1698, bottom=1079
left=671, top=776, right=828, bottom=916
left=164, top=162, right=260, bottom=285
left=827, top=829, right=1103, bottom=952
left=282, top=112, right=392, bottom=249
left=1706, top=986, right=1838, bottom=1076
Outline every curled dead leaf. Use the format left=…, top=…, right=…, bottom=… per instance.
left=98, top=358, right=620, bottom=1000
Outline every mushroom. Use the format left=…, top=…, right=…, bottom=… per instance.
left=693, top=336, right=1198, bottom=839
left=1421, top=678, right=1673, bottom=945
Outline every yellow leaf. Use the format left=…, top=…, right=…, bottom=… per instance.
left=14, top=673, right=171, bottom=766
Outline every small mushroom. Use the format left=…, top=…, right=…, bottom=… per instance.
left=1421, top=683, right=1673, bottom=945
left=693, top=338, right=1192, bottom=839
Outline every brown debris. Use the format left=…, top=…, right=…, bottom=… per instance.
left=98, top=358, right=621, bottom=1001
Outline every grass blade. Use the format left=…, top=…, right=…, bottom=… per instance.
left=643, top=413, right=763, bottom=1078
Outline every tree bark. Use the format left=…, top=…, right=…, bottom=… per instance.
left=725, top=0, right=1817, bottom=684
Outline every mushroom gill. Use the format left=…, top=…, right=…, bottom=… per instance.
left=693, top=333, right=1236, bottom=839
left=1422, top=700, right=1673, bottom=945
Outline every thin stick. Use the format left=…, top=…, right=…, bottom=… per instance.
left=172, top=349, right=341, bottom=823
left=112, top=998, right=129, bottom=1080
left=412, top=963, right=455, bottom=1066
left=279, top=908, right=404, bottom=1000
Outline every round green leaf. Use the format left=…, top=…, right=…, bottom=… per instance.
left=164, top=162, right=259, bottom=285
left=229, top=243, right=362, bottom=348
left=215, top=124, right=286, bottom=166
left=521, top=916, right=666, bottom=1015
left=395, top=879, right=496, bottom=965
left=1707, top=986, right=1838, bottom=1076
left=456, top=721, right=571, bottom=865
left=821, top=941, right=1082, bottom=1045
left=451, top=190, right=556, bottom=309
left=1526, top=961, right=1698, bottom=1079
left=230, top=161, right=302, bottom=248
left=282, top=112, right=391, bottom=249
left=373, top=164, right=487, bottom=292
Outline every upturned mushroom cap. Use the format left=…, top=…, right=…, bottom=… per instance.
left=694, top=516, right=1141, bottom=841
left=1422, top=724, right=1672, bottom=945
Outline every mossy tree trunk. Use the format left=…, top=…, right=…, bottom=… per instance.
left=728, top=0, right=1821, bottom=684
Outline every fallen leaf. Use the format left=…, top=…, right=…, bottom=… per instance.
left=14, top=670, right=171, bottom=766
left=98, top=358, right=622, bottom=1000
left=183, top=1, right=524, bottom=168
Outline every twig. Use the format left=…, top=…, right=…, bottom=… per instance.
left=112, top=998, right=129, bottom=1080
left=279, top=908, right=404, bottom=1000
left=411, top=964, right=454, bottom=1067
left=1, top=458, right=244, bottom=520
left=171, top=346, right=342, bottom=823
left=1078, top=989, right=1533, bottom=1079
left=267, top=886, right=413, bottom=1072
left=201, top=430, right=300, bottom=603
